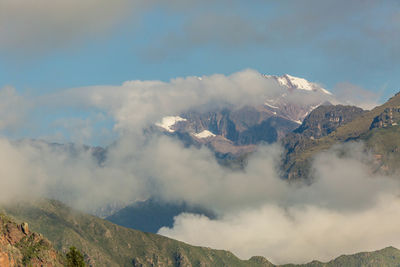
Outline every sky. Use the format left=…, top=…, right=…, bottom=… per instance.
left=0, top=0, right=399, bottom=98
left=1, top=0, right=399, bottom=144
left=1, top=1, right=400, bottom=264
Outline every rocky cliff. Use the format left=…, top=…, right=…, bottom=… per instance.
left=0, top=213, right=63, bottom=267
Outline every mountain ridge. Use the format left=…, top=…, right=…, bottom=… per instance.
left=282, top=92, right=400, bottom=179
left=2, top=199, right=400, bottom=266
left=153, top=74, right=334, bottom=156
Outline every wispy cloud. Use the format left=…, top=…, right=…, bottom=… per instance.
left=143, top=0, right=400, bottom=69
left=0, top=86, right=29, bottom=130
left=0, top=0, right=137, bottom=55
left=332, top=82, right=383, bottom=110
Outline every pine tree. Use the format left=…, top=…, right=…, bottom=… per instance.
left=66, top=246, right=86, bottom=267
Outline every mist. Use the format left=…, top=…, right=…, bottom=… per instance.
left=0, top=70, right=397, bottom=264
left=159, top=142, right=400, bottom=264
left=1, top=132, right=399, bottom=264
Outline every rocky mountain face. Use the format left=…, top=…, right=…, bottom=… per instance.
left=294, top=105, right=366, bottom=139
left=281, top=104, right=366, bottom=179
left=0, top=213, right=63, bottom=267
left=154, top=74, right=334, bottom=156
left=370, top=107, right=400, bottom=129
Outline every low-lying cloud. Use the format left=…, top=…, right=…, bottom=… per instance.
left=1, top=131, right=400, bottom=264
left=158, top=142, right=400, bottom=264
left=160, top=197, right=400, bottom=264
left=0, top=70, right=397, bottom=264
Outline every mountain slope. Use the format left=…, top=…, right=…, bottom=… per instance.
left=293, top=105, right=365, bottom=139
left=2, top=199, right=400, bottom=266
left=282, top=92, right=400, bottom=179
left=153, top=74, right=334, bottom=157
left=282, top=247, right=400, bottom=267
left=1, top=199, right=272, bottom=267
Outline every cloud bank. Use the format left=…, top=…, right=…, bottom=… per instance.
left=159, top=143, right=400, bottom=264
left=0, top=131, right=399, bottom=264
left=0, top=70, right=397, bottom=264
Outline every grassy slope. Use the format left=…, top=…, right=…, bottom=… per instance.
left=1, top=199, right=272, bottom=267
left=360, top=125, right=400, bottom=173
left=289, top=247, right=400, bottom=267
left=2, top=199, right=400, bottom=266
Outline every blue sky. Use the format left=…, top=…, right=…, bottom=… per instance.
left=1, top=1, right=399, bottom=95
left=0, top=0, right=399, bottom=144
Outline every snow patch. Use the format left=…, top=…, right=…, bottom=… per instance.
left=276, top=76, right=289, bottom=87
left=155, top=116, right=187, bottom=132
left=320, top=88, right=333, bottom=95
left=194, top=130, right=216, bottom=139
left=264, top=102, right=279, bottom=109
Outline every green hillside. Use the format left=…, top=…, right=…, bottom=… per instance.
left=1, top=199, right=273, bottom=267
left=1, top=199, right=400, bottom=266
left=285, top=247, right=400, bottom=267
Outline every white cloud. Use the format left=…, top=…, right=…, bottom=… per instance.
left=332, top=82, right=382, bottom=110
left=2, top=126, right=400, bottom=265
left=157, top=142, right=400, bottom=264
left=40, top=69, right=335, bottom=134
left=159, top=197, right=400, bottom=264
left=0, top=86, right=29, bottom=130
left=0, top=69, right=397, bottom=264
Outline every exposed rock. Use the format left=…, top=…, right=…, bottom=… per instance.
left=281, top=104, right=366, bottom=179
left=0, top=252, right=12, bottom=267
left=0, top=214, right=63, bottom=266
left=370, top=107, right=400, bottom=129
left=295, top=104, right=365, bottom=139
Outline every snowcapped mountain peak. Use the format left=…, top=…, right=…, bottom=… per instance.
left=265, top=74, right=332, bottom=95
left=283, top=74, right=314, bottom=91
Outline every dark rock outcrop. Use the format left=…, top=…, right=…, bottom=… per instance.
left=295, top=105, right=365, bottom=139
left=370, top=107, right=400, bottom=129
left=281, top=104, right=365, bottom=179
